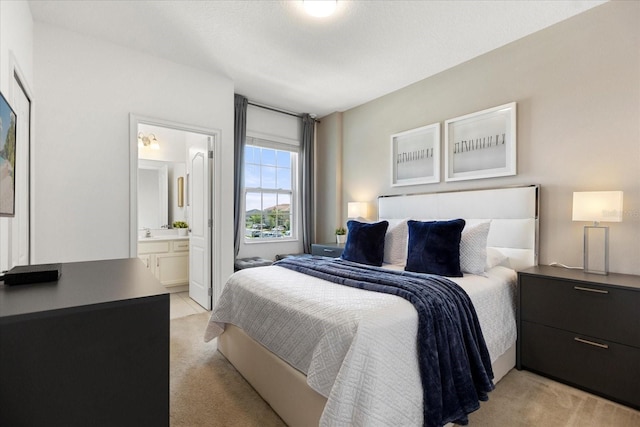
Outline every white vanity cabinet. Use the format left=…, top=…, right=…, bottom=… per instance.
left=138, top=238, right=189, bottom=288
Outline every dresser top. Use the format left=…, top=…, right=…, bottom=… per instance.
left=0, top=258, right=168, bottom=321
left=520, top=265, right=640, bottom=291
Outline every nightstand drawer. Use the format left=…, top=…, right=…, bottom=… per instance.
left=520, top=275, right=640, bottom=347
left=311, top=243, right=344, bottom=258
left=521, top=321, right=640, bottom=409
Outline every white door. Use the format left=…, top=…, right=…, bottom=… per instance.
left=12, top=75, right=31, bottom=267
left=187, top=136, right=212, bottom=309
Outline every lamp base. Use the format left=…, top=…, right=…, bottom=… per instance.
left=583, top=225, right=609, bottom=275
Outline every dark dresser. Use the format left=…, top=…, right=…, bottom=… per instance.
left=311, top=242, right=345, bottom=258
left=517, top=265, right=639, bottom=409
left=0, top=258, right=170, bottom=426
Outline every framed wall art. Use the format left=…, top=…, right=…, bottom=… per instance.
left=391, top=122, right=440, bottom=187
left=0, top=91, right=17, bottom=217
left=444, top=102, right=516, bottom=182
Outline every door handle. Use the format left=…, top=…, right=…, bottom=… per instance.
left=186, top=173, right=190, bottom=207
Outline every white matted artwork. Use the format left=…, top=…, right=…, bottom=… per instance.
left=391, top=123, right=440, bottom=187
left=444, top=102, right=516, bottom=182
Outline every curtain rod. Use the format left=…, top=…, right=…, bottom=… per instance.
left=247, top=101, right=320, bottom=123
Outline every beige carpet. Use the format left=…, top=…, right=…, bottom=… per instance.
left=170, top=313, right=640, bottom=426
left=170, top=312, right=286, bottom=426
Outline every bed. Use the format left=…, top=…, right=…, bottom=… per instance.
left=206, top=185, right=539, bottom=427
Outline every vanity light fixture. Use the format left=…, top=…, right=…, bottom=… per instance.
left=138, top=132, right=160, bottom=150
left=303, top=0, right=337, bottom=18
left=177, top=177, right=184, bottom=207
left=572, top=191, right=623, bottom=275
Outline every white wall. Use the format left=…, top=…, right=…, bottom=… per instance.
left=32, top=23, right=235, bottom=287
left=0, top=1, right=33, bottom=91
left=237, top=104, right=304, bottom=260
left=0, top=1, right=33, bottom=271
left=318, top=2, right=640, bottom=275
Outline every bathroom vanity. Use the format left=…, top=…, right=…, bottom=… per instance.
left=138, top=236, right=189, bottom=290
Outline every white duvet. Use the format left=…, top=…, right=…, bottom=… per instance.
left=205, top=264, right=517, bottom=426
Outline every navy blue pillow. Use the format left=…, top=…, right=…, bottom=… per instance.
left=341, top=220, right=389, bottom=266
left=405, top=219, right=466, bottom=277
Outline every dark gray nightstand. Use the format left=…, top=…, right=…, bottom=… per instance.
left=517, top=265, right=640, bottom=410
left=311, top=242, right=345, bottom=258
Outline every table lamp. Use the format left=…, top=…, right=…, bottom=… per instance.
left=572, top=191, right=623, bottom=275
left=347, top=202, right=369, bottom=221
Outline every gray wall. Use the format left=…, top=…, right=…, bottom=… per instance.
left=316, top=2, right=640, bottom=275
left=315, top=112, right=343, bottom=243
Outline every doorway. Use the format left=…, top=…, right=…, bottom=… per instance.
left=129, top=115, right=220, bottom=310
left=0, top=59, right=32, bottom=272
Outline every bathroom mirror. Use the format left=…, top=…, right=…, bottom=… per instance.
left=138, top=159, right=168, bottom=230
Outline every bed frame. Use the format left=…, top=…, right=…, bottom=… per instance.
left=218, top=184, right=540, bottom=426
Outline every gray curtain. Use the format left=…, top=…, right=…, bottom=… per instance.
left=301, top=114, right=315, bottom=253
left=234, top=94, right=248, bottom=257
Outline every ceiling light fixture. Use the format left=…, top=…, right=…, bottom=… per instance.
left=303, top=0, right=337, bottom=18
left=138, top=132, right=160, bottom=150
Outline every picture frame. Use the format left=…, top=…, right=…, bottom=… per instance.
left=391, top=122, right=440, bottom=187
left=444, top=102, right=516, bottom=182
left=0, top=91, right=17, bottom=217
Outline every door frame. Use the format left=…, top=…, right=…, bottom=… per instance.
left=129, top=114, right=222, bottom=308
left=3, top=51, right=34, bottom=268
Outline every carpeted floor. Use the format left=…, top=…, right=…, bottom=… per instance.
left=170, top=312, right=640, bottom=426
left=170, top=312, right=286, bottom=427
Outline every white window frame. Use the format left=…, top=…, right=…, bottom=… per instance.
left=243, top=134, right=300, bottom=244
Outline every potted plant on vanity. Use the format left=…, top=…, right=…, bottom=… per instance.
left=335, top=227, right=346, bottom=244
left=173, top=221, right=189, bottom=236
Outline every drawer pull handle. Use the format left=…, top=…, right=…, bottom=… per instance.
left=574, top=286, right=609, bottom=294
left=574, top=337, right=609, bottom=349
left=323, top=249, right=335, bottom=253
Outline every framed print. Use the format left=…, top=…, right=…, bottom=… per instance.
left=444, top=102, right=516, bottom=182
left=391, top=122, right=440, bottom=187
left=0, top=91, right=17, bottom=217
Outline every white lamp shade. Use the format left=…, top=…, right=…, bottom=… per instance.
left=347, top=202, right=368, bottom=219
left=572, top=191, right=623, bottom=223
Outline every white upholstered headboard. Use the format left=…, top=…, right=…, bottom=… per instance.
left=378, top=185, right=539, bottom=271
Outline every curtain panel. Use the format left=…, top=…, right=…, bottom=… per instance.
left=301, top=114, right=315, bottom=253
left=233, top=94, right=248, bottom=257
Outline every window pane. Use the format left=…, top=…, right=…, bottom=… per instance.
left=261, top=148, right=276, bottom=166
left=263, top=193, right=277, bottom=211
left=245, top=146, right=260, bottom=165
left=277, top=151, right=290, bottom=167
left=245, top=164, right=261, bottom=188
left=245, top=191, right=262, bottom=212
left=277, top=168, right=291, bottom=190
left=275, top=193, right=291, bottom=237
left=244, top=192, right=264, bottom=239
left=261, top=193, right=277, bottom=236
left=262, top=166, right=276, bottom=189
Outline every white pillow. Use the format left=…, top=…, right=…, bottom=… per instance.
left=486, top=247, right=509, bottom=269
left=460, top=221, right=491, bottom=275
left=383, top=219, right=409, bottom=265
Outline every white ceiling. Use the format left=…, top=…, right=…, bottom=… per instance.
left=28, top=0, right=606, bottom=118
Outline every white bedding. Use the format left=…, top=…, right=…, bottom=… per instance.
left=205, top=264, right=517, bottom=426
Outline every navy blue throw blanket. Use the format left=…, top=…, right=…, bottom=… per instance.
left=273, top=256, right=494, bottom=427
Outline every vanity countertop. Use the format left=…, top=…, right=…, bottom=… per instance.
left=138, top=236, right=189, bottom=242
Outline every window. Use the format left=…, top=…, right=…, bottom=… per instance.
left=244, top=138, right=298, bottom=241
